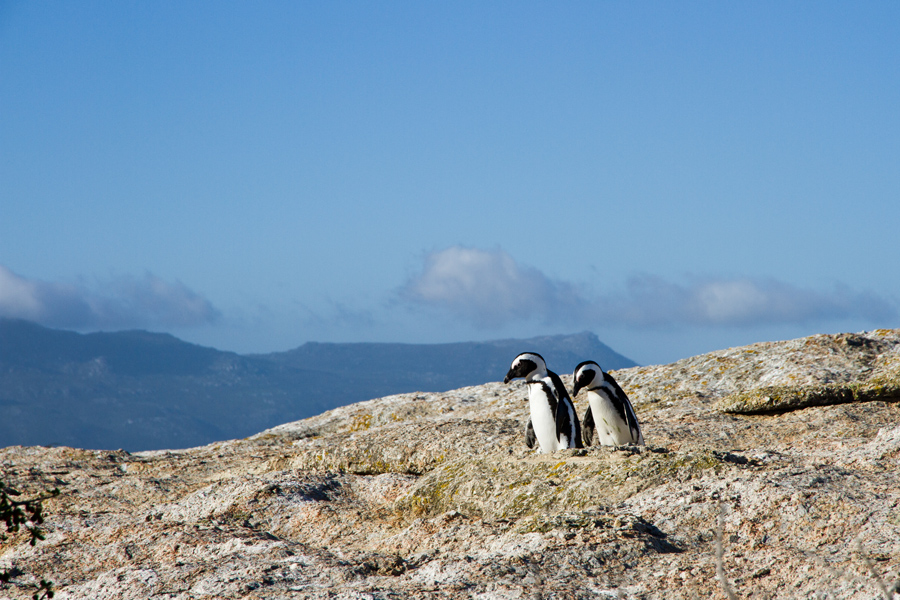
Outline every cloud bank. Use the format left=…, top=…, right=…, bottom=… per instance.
left=0, top=265, right=219, bottom=330
left=400, top=247, right=897, bottom=329
left=604, top=275, right=896, bottom=327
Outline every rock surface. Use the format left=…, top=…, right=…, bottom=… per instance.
left=2, top=329, right=900, bottom=599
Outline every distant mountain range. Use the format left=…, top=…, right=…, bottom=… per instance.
left=0, top=318, right=637, bottom=451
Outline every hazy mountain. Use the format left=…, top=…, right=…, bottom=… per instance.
left=263, top=332, right=635, bottom=395
left=0, top=318, right=636, bottom=451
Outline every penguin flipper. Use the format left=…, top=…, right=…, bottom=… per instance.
left=604, top=371, right=644, bottom=445
left=556, top=398, right=583, bottom=449
left=525, top=418, right=536, bottom=449
left=546, top=371, right=582, bottom=449
left=582, top=405, right=595, bottom=447
left=625, top=399, right=645, bottom=445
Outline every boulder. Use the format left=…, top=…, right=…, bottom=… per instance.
left=2, top=330, right=899, bottom=599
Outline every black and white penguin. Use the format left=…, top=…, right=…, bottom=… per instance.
left=504, top=352, right=582, bottom=453
left=572, top=360, right=644, bottom=446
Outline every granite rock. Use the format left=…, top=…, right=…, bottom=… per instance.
left=2, top=330, right=900, bottom=599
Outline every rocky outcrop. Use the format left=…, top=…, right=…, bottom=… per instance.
left=2, top=330, right=900, bottom=599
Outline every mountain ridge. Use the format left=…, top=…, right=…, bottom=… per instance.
left=0, top=318, right=636, bottom=451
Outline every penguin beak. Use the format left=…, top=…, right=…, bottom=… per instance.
left=572, top=381, right=584, bottom=397
left=503, top=372, right=512, bottom=384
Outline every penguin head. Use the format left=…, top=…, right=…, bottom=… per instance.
left=572, top=360, right=603, bottom=397
left=504, top=352, right=547, bottom=384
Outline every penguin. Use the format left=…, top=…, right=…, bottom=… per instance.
left=572, top=360, right=644, bottom=446
left=504, top=352, right=582, bottom=453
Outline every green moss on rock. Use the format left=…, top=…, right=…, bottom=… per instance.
left=715, top=382, right=900, bottom=415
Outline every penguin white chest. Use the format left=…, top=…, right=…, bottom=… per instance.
left=527, top=382, right=559, bottom=453
left=587, top=389, right=631, bottom=445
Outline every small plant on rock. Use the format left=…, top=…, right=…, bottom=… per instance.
left=0, top=479, right=59, bottom=600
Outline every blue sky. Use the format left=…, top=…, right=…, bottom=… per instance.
left=1, top=2, right=898, bottom=366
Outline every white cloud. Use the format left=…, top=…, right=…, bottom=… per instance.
left=0, top=265, right=219, bottom=330
left=399, top=247, right=897, bottom=329
left=0, top=264, right=46, bottom=319
left=399, top=246, right=589, bottom=327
